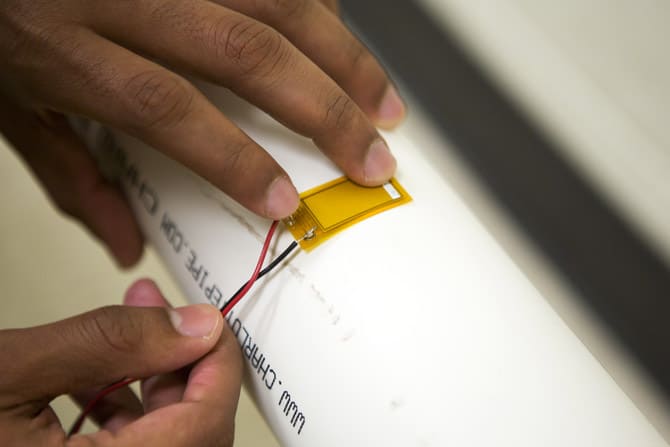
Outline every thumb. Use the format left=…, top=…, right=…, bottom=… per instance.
left=0, top=303, right=223, bottom=405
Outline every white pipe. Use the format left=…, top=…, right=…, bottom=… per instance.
left=72, top=85, right=666, bottom=446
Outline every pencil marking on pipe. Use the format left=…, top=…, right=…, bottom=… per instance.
left=195, top=180, right=264, bottom=241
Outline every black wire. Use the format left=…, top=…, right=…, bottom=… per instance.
left=220, top=241, right=299, bottom=311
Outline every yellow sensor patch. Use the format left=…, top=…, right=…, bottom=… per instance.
left=284, top=176, right=411, bottom=251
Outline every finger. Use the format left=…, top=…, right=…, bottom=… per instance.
left=123, top=278, right=173, bottom=308
left=67, top=279, right=175, bottom=431
left=107, top=324, right=242, bottom=447
left=180, top=323, right=242, bottom=438
left=111, top=286, right=241, bottom=445
left=4, top=406, right=64, bottom=447
left=21, top=27, right=299, bottom=219
left=87, top=1, right=397, bottom=186
left=319, top=0, right=339, bottom=15
left=123, top=280, right=189, bottom=412
left=70, top=386, right=143, bottom=433
left=0, top=100, right=143, bottom=267
left=141, top=371, right=188, bottom=414
left=0, top=301, right=224, bottom=405
left=211, top=0, right=405, bottom=128
left=183, top=324, right=242, bottom=408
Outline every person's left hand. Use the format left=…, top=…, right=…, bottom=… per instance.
left=0, top=279, right=243, bottom=446
left=0, top=0, right=406, bottom=268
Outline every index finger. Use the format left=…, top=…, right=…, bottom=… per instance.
left=96, top=324, right=243, bottom=447
left=88, top=0, right=398, bottom=186
left=29, top=27, right=299, bottom=219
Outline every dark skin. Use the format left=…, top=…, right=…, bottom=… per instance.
left=0, top=279, right=243, bottom=446
left=0, top=0, right=405, bottom=444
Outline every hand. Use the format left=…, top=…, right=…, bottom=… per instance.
left=0, top=0, right=406, bottom=267
left=0, top=279, right=243, bottom=446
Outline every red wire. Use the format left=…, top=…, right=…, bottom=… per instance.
left=221, top=220, right=278, bottom=315
left=68, top=221, right=279, bottom=437
left=68, top=377, right=136, bottom=436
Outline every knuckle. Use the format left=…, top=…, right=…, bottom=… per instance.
left=51, top=193, right=79, bottom=219
left=346, top=40, right=388, bottom=100
left=221, top=19, right=288, bottom=77
left=270, top=0, right=311, bottom=20
left=55, top=202, right=81, bottom=225
left=122, top=70, right=195, bottom=131
left=347, top=39, right=369, bottom=72
left=148, top=0, right=181, bottom=22
left=79, top=305, right=143, bottom=355
left=0, top=3, right=40, bottom=58
left=50, top=176, right=98, bottom=221
left=4, top=16, right=70, bottom=72
left=221, top=139, right=255, bottom=178
left=323, top=91, right=357, bottom=131
left=47, top=180, right=93, bottom=223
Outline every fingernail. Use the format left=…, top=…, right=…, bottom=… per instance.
left=376, top=85, right=406, bottom=129
left=169, top=304, right=220, bottom=339
left=265, top=176, right=299, bottom=219
left=364, top=139, right=397, bottom=184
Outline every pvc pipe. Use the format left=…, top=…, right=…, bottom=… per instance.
left=72, top=86, right=666, bottom=446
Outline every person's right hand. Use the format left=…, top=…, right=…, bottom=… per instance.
left=0, top=0, right=405, bottom=266
left=0, top=279, right=243, bottom=446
